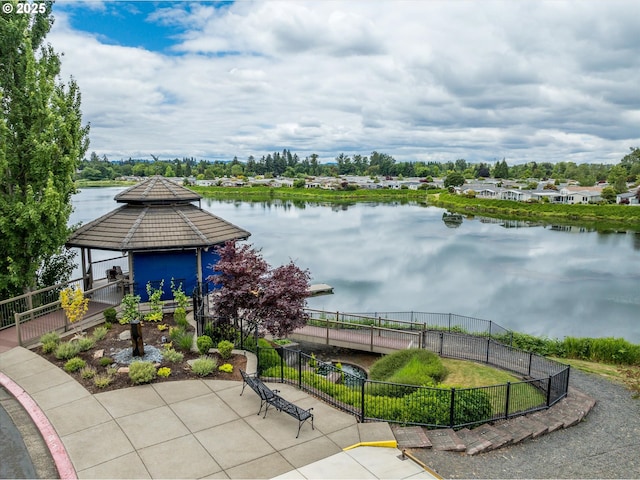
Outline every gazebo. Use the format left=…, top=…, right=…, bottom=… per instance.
left=66, top=176, right=250, bottom=299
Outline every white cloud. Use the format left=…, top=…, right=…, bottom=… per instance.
left=49, top=1, right=640, bottom=164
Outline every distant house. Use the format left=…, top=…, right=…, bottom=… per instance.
left=616, top=191, right=640, bottom=205
left=558, top=186, right=602, bottom=204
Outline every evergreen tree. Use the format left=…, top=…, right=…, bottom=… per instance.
left=0, top=1, right=89, bottom=297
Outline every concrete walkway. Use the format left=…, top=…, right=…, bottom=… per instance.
left=0, top=347, right=438, bottom=479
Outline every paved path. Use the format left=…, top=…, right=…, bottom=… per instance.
left=0, top=347, right=437, bottom=479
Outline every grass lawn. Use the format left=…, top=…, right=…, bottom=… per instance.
left=440, top=358, right=523, bottom=388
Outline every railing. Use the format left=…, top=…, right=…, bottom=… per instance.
left=257, top=311, right=569, bottom=429
left=90, top=255, right=129, bottom=283
left=305, top=309, right=513, bottom=344
left=0, top=278, right=85, bottom=330
left=14, top=280, right=124, bottom=347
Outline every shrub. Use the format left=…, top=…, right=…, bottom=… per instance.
left=145, top=280, right=164, bottom=322
left=77, top=336, right=96, bottom=352
left=175, top=331, right=194, bottom=352
left=80, top=366, right=97, bottom=379
left=369, top=349, right=447, bottom=384
left=94, top=374, right=113, bottom=388
left=157, top=367, right=171, bottom=378
left=157, top=323, right=169, bottom=331
left=217, top=340, right=234, bottom=360
left=64, top=357, right=87, bottom=373
left=120, top=293, right=141, bottom=324
left=106, top=367, right=118, bottom=376
left=204, top=321, right=238, bottom=344
left=103, top=307, right=117, bottom=324
left=192, top=355, right=217, bottom=376
left=169, top=326, right=184, bottom=340
left=42, top=341, right=58, bottom=354
left=128, top=361, right=157, bottom=384
left=40, top=331, right=60, bottom=346
left=92, top=326, right=108, bottom=341
left=99, top=356, right=114, bottom=367
left=173, top=308, right=189, bottom=328
left=218, top=363, right=233, bottom=373
left=55, top=341, right=81, bottom=360
left=162, top=348, right=184, bottom=363
left=197, top=335, right=214, bottom=355
left=257, top=339, right=281, bottom=373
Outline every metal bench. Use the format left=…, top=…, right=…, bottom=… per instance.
left=240, top=370, right=314, bottom=438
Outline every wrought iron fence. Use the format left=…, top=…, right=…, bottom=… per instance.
left=257, top=325, right=569, bottom=429
left=306, top=309, right=513, bottom=344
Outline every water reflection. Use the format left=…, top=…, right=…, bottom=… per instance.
left=71, top=189, right=640, bottom=343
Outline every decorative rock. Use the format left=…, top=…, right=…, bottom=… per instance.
left=93, top=349, right=105, bottom=359
left=117, top=367, right=129, bottom=374
left=118, top=330, right=131, bottom=341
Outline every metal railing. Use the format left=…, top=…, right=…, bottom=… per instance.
left=14, top=280, right=124, bottom=347
left=257, top=310, right=569, bottom=429
left=305, top=309, right=513, bottom=344
left=89, top=255, right=129, bottom=282
left=1, top=278, right=85, bottom=330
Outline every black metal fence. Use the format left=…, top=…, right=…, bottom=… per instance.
left=256, top=332, right=569, bottom=429
left=306, top=309, right=514, bottom=344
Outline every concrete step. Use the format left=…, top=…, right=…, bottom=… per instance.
left=423, top=428, right=466, bottom=452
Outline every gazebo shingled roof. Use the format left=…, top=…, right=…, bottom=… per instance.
left=114, top=175, right=201, bottom=204
left=66, top=176, right=250, bottom=252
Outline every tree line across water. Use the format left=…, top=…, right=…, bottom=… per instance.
left=80, top=148, right=640, bottom=189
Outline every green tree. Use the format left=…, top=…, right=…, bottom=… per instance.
left=608, top=165, right=628, bottom=194
left=493, top=159, right=509, bottom=179
left=444, top=172, right=465, bottom=188
left=600, top=186, right=617, bottom=204
left=0, top=2, right=90, bottom=297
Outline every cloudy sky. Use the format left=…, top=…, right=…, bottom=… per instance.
left=49, top=0, right=640, bottom=165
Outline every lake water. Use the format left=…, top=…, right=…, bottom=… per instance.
left=71, top=187, right=640, bottom=343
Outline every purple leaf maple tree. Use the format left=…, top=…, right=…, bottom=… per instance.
left=208, top=241, right=310, bottom=339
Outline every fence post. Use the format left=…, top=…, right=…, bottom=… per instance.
left=546, top=376, right=552, bottom=406
left=505, top=382, right=511, bottom=419
left=528, top=352, right=533, bottom=376
left=449, top=388, right=456, bottom=428
left=489, top=320, right=493, bottom=339
left=370, top=326, right=374, bottom=352
left=448, top=313, right=451, bottom=332
left=486, top=338, right=491, bottom=364
left=326, top=317, right=329, bottom=345
left=298, top=350, right=302, bottom=389
left=439, top=332, right=444, bottom=355
left=15, top=312, right=22, bottom=346
left=361, top=379, right=366, bottom=423
left=279, top=347, right=284, bottom=383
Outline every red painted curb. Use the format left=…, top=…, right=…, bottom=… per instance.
left=0, top=372, right=77, bottom=480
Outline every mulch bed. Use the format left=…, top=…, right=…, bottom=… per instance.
left=33, top=314, right=246, bottom=394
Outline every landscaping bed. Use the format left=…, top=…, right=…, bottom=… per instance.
left=33, top=314, right=246, bottom=394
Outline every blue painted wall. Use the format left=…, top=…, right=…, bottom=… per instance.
left=132, top=250, right=197, bottom=300
left=201, top=249, right=221, bottom=293
left=131, top=248, right=222, bottom=300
